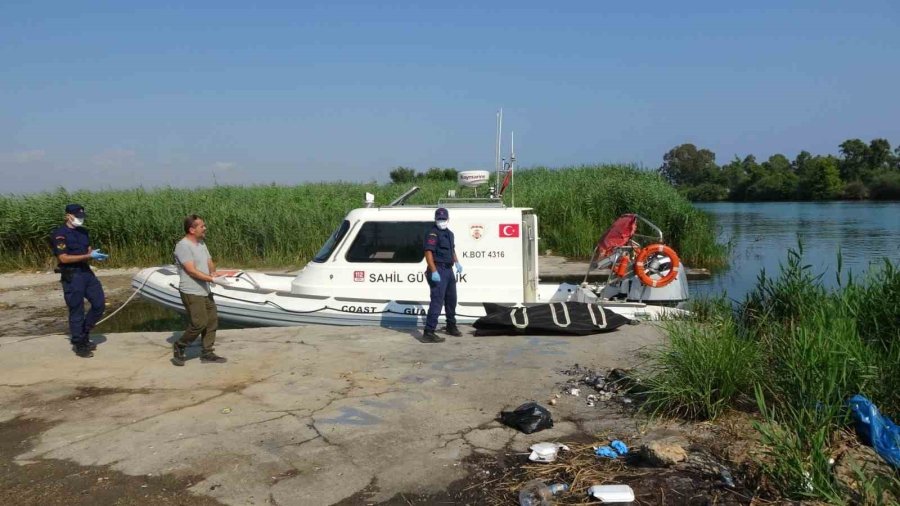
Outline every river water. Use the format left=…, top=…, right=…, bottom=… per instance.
left=691, top=201, right=900, bottom=302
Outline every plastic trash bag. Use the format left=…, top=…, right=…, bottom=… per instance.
left=500, top=402, right=554, bottom=434
left=847, top=394, right=900, bottom=468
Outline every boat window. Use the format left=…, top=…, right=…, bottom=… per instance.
left=345, top=221, right=433, bottom=263
left=313, top=220, right=350, bottom=263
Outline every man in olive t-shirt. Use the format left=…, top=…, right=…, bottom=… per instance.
left=171, top=214, right=229, bottom=366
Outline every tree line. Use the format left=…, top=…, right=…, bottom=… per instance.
left=389, top=167, right=458, bottom=183
left=658, top=139, right=900, bottom=201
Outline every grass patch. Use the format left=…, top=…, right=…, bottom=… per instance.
left=0, top=165, right=726, bottom=272
left=642, top=246, right=900, bottom=502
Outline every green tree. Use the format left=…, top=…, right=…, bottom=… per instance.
left=389, top=166, right=417, bottom=184
left=838, top=139, right=869, bottom=181
left=867, top=138, right=892, bottom=173
left=869, top=171, right=900, bottom=200
left=797, top=156, right=842, bottom=200
left=722, top=155, right=761, bottom=200
left=792, top=150, right=813, bottom=174
left=658, top=144, right=719, bottom=187
left=424, top=167, right=457, bottom=181
left=763, top=154, right=792, bottom=174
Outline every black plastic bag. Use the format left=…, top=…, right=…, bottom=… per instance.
left=500, top=402, right=554, bottom=434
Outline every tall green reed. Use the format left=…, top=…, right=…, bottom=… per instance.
left=0, top=165, right=726, bottom=271
left=642, top=245, right=899, bottom=502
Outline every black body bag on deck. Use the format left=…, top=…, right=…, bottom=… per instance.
left=473, top=301, right=630, bottom=336
left=500, top=402, right=554, bottom=434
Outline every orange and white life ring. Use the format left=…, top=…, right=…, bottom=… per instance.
left=634, top=244, right=681, bottom=288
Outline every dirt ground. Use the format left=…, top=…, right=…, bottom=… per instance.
left=0, top=269, right=774, bottom=505
left=0, top=270, right=139, bottom=338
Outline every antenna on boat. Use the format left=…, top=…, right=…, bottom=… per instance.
left=510, top=131, right=515, bottom=207
left=495, top=109, right=503, bottom=195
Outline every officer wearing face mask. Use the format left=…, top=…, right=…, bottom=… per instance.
left=49, top=204, right=109, bottom=358
left=422, top=207, right=463, bottom=343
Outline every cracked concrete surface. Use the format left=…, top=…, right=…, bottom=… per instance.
left=0, top=321, right=665, bottom=505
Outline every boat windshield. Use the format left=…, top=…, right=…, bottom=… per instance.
left=313, top=220, right=350, bottom=263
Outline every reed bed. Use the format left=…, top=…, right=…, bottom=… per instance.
left=642, top=248, right=900, bottom=502
left=0, top=165, right=726, bottom=271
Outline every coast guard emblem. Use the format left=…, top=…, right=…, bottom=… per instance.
left=470, top=224, right=484, bottom=241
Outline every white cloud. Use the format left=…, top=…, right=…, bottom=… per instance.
left=91, top=148, right=137, bottom=169
left=13, top=150, right=46, bottom=163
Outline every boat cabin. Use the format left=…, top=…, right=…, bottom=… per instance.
left=290, top=203, right=540, bottom=309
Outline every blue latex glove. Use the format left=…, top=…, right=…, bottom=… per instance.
left=594, top=446, right=618, bottom=459
left=610, top=440, right=629, bottom=456
left=455, top=262, right=463, bottom=274
left=430, top=271, right=441, bottom=283
left=90, top=249, right=109, bottom=261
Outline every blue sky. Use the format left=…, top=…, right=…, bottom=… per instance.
left=2, top=1, right=898, bottom=193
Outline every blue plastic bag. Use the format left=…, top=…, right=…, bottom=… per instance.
left=847, top=394, right=900, bottom=468
left=595, top=440, right=629, bottom=459
left=610, top=440, right=629, bottom=455
left=595, top=446, right=618, bottom=459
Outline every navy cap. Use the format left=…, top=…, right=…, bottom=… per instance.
left=435, top=207, right=449, bottom=220
left=65, top=203, right=85, bottom=217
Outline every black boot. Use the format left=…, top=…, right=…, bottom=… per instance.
left=444, top=325, right=463, bottom=337
left=171, top=343, right=186, bottom=367
left=421, top=329, right=445, bottom=343
left=74, top=345, right=94, bottom=358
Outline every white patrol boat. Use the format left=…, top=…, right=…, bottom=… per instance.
left=131, top=185, right=690, bottom=328
left=133, top=116, right=689, bottom=327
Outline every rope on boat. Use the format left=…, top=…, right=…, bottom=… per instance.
left=95, top=270, right=158, bottom=327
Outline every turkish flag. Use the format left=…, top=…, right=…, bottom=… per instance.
left=499, top=224, right=520, bottom=238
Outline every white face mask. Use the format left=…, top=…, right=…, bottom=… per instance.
left=71, top=217, right=84, bottom=227
left=436, top=220, right=449, bottom=230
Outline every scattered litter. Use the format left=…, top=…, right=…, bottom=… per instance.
left=595, top=439, right=628, bottom=459
left=221, top=407, right=232, bottom=414
left=500, top=402, right=554, bottom=434
left=586, top=394, right=597, bottom=407
left=720, top=468, right=735, bottom=488
left=528, top=442, right=570, bottom=463
left=587, top=484, right=634, bottom=502
left=610, top=440, right=628, bottom=455
left=594, top=446, right=618, bottom=459
left=518, top=479, right=568, bottom=506
left=847, top=394, right=900, bottom=468
left=559, top=364, right=643, bottom=405
left=548, top=399, right=557, bottom=406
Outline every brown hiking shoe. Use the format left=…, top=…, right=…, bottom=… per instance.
left=172, top=343, right=186, bottom=366
left=200, top=352, right=227, bottom=363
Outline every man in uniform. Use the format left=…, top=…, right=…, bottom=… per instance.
left=422, top=207, right=464, bottom=343
left=50, top=204, right=109, bottom=358
left=171, top=214, right=228, bottom=366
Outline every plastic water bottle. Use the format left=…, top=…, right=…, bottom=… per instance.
left=518, top=479, right=569, bottom=506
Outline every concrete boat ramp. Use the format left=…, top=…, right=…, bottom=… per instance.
left=0, top=322, right=665, bottom=505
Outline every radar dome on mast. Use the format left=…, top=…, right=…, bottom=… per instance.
left=457, top=170, right=491, bottom=188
